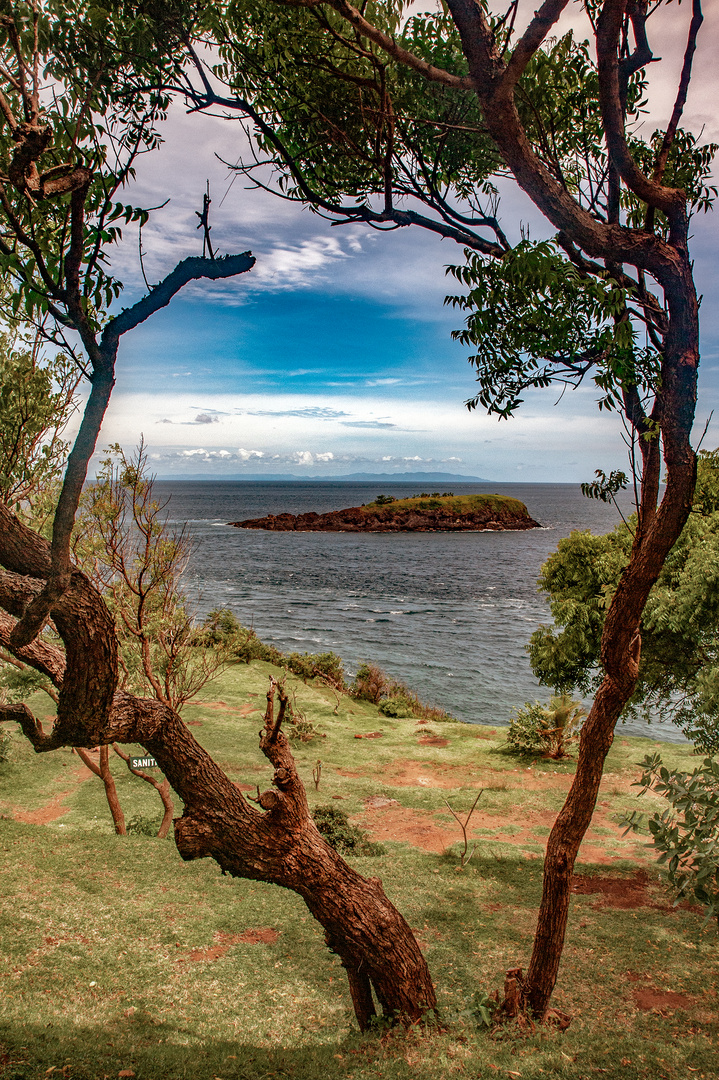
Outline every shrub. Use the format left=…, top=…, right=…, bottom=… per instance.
left=506, top=694, right=585, bottom=758
left=378, top=697, right=415, bottom=719
left=350, top=662, right=456, bottom=722
left=197, top=607, right=243, bottom=644
left=283, top=651, right=346, bottom=690
left=624, top=753, right=719, bottom=925
left=312, top=805, right=384, bottom=856
left=373, top=494, right=396, bottom=505
left=126, top=815, right=167, bottom=837
left=352, top=662, right=391, bottom=704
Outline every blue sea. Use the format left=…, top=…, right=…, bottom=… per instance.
left=154, top=480, right=686, bottom=742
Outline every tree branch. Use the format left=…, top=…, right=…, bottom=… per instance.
left=101, top=252, right=255, bottom=347
left=596, top=0, right=685, bottom=224
left=326, top=0, right=475, bottom=91
left=502, top=0, right=569, bottom=89
left=651, top=0, right=703, bottom=185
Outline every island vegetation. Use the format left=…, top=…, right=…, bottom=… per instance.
left=229, top=493, right=540, bottom=532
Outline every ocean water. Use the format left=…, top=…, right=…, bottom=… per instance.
left=155, top=480, right=685, bottom=742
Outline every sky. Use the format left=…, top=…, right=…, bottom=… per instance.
left=90, top=1, right=719, bottom=483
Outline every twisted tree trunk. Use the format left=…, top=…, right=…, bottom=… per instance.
left=0, top=504, right=436, bottom=1030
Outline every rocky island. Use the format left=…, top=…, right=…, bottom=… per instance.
left=228, top=492, right=540, bottom=532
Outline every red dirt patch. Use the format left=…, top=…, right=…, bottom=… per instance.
left=177, top=927, right=279, bottom=962
left=9, top=765, right=93, bottom=825
left=357, top=804, right=458, bottom=853
left=380, top=760, right=475, bottom=790
left=418, top=735, right=449, bottom=748
left=184, top=944, right=229, bottom=962
left=364, top=795, right=399, bottom=810
left=234, top=928, right=279, bottom=945
left=572, top=870, right=649, bottom=908
left=632, top=987, right=693, bottom=1012
left=354, top=731, right=384, bottom=739
left=185, top=720, right=203, bottom=727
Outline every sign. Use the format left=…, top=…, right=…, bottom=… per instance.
left=130, top=756, right=158, bottom=769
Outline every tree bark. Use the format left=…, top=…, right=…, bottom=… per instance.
left=75, top=746, right=127, bottom=834
left=0, top=503, right=436, bottom=1029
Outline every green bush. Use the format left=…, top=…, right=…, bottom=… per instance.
left=624, top=753, right=719, bottom=925
left=126, top=815, right=167, bottom=837
left=350, top=662, right=456, bottom=722
left=506, top=694, right=585, bottom=758
left=283, top=650, right=345, bottom=689
left=378, top=696, right=415, bottom=719
left=197, top=611, right=346, bottom=688
left=312, top=805, right=385, bottom=856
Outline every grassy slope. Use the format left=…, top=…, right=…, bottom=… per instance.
left=0, top=662, right=717, bottom=1080
left=361, top=494, right=531, bottom=517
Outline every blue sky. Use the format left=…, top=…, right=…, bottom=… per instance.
left=95, top=3, right=719, bottom=483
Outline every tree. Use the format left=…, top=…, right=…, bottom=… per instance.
left=167, top=0, right=713, bottom=1017
left=529, top=449, right=719, bottom=754
left=0, top=2, right=434, bottom=1030
left=0, top=307, right=78, bottom=529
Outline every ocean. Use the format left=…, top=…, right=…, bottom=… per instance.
left=154, top=479, right=686, bottom=743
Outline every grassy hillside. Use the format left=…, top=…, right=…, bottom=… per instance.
left=361, top=493, right=532, bottom=517
left=0, top=661, right=717, bottom=1080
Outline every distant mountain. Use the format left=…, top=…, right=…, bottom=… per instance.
left=156, top=471, right=492, bottom=483
left=321, top=471, right=491, bottom=483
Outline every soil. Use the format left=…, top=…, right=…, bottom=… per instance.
left=358, top=803, right=458, bottom=853
left=631, top=987, right=694, bottom=1012
left=352, top=764, right=649, bottom=864
left=201, top=701, right=261, bottom=717
left=418, top=735, right=450, bottom=748
left=573, top=871, right=704, bottom=912
left=178, top=927, right=280, bottom=962
left=5, top=764, right=93, bottom=825
left=572, top=870, right=650, bottom=908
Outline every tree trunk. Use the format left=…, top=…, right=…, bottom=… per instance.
left=0, top=503, right=436, bottom=1029
left=522, top=306, right=698, bottom=1016
left=111, top=744, right=175, bottom=838
left=75, top=745, right=126, bottom=834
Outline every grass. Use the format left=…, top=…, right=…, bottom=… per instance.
left=1, top=661, right=717, bottom=1080
left=361, top=493, right=532, bottom=517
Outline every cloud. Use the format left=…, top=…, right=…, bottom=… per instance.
left=237, top=448, right=264, bottom=460
left=194, top=413, right=219, bottom=424
left=238, top=406, right=350, bottom=419
left=340, top=420, right=397, bottom=429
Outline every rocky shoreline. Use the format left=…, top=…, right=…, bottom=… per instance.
left=228, top=494, right=540, bottom=532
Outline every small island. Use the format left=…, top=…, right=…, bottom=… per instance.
left=228, top=492, right=541, bottom=532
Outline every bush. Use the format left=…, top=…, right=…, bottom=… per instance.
left=352, top=662, right=390, bottom=705
left=126, top=815, right=167, bottom=837
left=506, top=694, right=585, bottom=758
left=624, top=753, right=719, bottom=925
left=0, top=727, right=11, bottom=763
left=197, top=611, right=346, bottom=688
left=350, top=662, right=456, bottom=722
left=378, top=697, right=415, bottom=719
left=374, top=494, right=396, bottom=505
left=283, top=650, right=346, bottom=690
left=312, top=805, right=385, bottom=856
